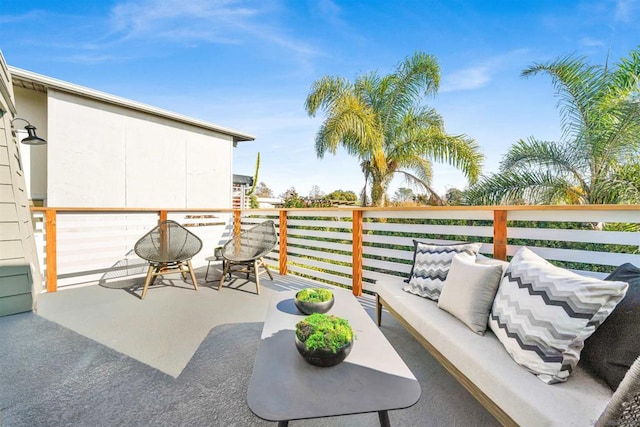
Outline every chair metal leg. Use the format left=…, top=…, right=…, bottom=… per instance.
left=186, top=260, right=198, bottom=291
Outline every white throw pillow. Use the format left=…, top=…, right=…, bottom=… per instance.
left=488, top=247, right=628, bottom=384
left=403, top=241, right=482, bottom=301
left=438, top=254, right=504, bottom=335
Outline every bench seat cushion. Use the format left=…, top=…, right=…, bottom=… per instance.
left=376, top=278, right=613, bottom=427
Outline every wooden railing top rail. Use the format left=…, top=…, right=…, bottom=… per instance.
left=30, top=207, right=238, bottom=213
left=268, top=204, right=640, bottom=212
left=30, top=204, right=640, bottom=213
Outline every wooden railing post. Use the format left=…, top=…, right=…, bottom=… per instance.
left=493, top=209, right=508, bottom=261
left=352, top=209, right=363, bottom=296
left=158, top=210, right=169, bottom=267
left=279, top=210, right=288, bottom=275
left=233, top=210, right=242, bottom=236
left=45, top=209, right=57, bottom=292
left=158, top=210, right=168, bottom=224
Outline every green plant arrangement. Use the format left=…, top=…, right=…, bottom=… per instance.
left=294, top=288, right=335, bottom=314
left=296, top=288, right=333, bottom=303
left=295, top=313, right=353, bottom=353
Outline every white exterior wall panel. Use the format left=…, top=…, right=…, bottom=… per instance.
left=124, top=117, right=186, bottom=208
left=186, top=132, right=232, bottom=207
left=46, top=90, right=233, bottom=208
left=47, top=90, right=126, bottom=207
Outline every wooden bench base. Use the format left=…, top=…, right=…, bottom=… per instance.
left=376, top=293, right=517, bottom=427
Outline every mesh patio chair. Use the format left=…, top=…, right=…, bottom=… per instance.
left=134, top=220, right=203, bottom=299
left=596, top=355, right=640, bottom=427
left=218, top=220, right=277, bottom=295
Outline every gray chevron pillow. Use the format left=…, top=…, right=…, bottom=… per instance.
left=488, top=247, right=628, bottom=384
left=403, top=241, right=482, bottom=301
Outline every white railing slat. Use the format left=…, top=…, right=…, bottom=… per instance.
left=287, top=219, right=353, bottom=229
left=288, top=255, right=353, bottom=275
left=287, top=237, right=352, bottom=253
left=287, top=246, right=352, bottom=264
left=363, top=221, right=494, bottom=237
left=287, top=265, right=353, bottom=287
left=287, top=228, right=352, bottom=241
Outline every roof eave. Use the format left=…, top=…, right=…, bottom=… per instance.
left=9, top=66, right=256, bottom=143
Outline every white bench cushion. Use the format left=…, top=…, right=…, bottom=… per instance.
left=376, top=278, right=613, bottom=427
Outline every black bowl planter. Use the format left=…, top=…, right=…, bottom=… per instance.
left=295, top=335, right=353, bottom=367
left=294, top=288, right=335, bottom=315
left=294, top=313, right=354, bottom=367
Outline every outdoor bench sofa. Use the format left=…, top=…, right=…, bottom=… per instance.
left=375, top=254, right=638, bottom=427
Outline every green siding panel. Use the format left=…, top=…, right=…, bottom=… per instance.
left=0, top=293, right=32, bottom=316
left=0, top=265, right=33, bottom=316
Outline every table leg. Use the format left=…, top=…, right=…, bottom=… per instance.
left=277, top=421, right=289, bottom=427
left=378, top=410, right=390, bottom=427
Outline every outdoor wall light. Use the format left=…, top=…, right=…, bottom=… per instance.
left=10, top=117, right=47, bottom=145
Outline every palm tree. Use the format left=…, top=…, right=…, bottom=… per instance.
left=305, top=52, right=483, bottom=206
left=466, top=47, right=640, bottom=205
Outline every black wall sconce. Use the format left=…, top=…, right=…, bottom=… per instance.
left=0, top=108, right=47, bottom=145
left=11, top=118, right=47, bottom=145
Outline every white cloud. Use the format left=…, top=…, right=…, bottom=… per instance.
left=440, top=66, right=491, bottom=92
left=440, top=49, right=530, bottom=93
left=108, top=0, right=317, bottom=55
left=580, top=37, right=606, bottom=47
left=614, top=0, right=639, bottom=23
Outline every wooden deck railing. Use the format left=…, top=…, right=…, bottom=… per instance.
left=31, top=205, right=640, bottom=295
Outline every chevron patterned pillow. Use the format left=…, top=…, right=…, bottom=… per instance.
left=489, top=247, right=629, bottom=384
left=403, top=241, right=482, bottom=300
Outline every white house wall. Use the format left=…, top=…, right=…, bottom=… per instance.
left=46, top=89, right=233, bottom=208
left=12, top=87, right=47, bottom=202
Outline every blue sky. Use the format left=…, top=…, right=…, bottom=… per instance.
left=2, top=0, right=638, bottom=200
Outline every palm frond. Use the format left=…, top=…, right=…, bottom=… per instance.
left=392, top=156, right=434, bottom=188
left=606, top=46, right=640, bottom=101
left=313, top=94, right=385, bottom=165
left=394, top=169, right=443, bottom=203
left=522, top=56, right=604, bottom=144
left=500, top=137, right=588, bottom=188
left=381, top=52, right=440, bottom=130
left=409, top=128, right=483, bottom=183
left=465, top=170, right=582, bottom=205
left=305, top=76, right=353, bottom=117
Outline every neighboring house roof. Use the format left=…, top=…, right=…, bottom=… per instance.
left=9, top=66, right=255, bottom=145
left=233, top=174, right=254, bottom=186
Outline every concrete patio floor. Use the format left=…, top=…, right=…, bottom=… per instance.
left=0, top=266, right=498, bottom=426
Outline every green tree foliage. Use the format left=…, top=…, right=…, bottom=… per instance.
left=281, top=187, right=306, bottom=208
left=305, top=51, right=483, bottom=207
left=466, top=47, right=640, bottom=205
left=445, top=187, right=465, bottom=205
left=325, top=189, right=358, bottom=202
left=393, top=187, right=415, bottom=203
